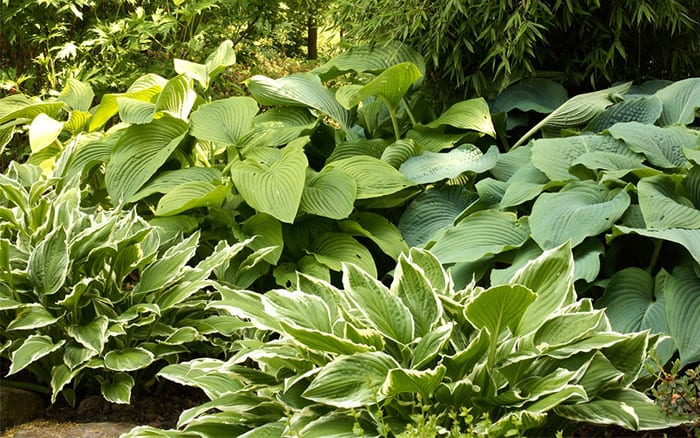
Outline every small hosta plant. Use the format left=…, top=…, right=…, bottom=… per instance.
left=126, top=244, right=683, bottom=437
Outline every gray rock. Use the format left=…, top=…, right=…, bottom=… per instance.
left=7, top=421, right=137, bottom=438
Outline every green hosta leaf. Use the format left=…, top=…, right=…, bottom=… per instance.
left=513, top=243, right=576, bottom=335
left=423, top=98, right=496, bottom=137
left=655, top=77, right=700, bottom=126
left=598, top=268, right=669, bottom=334
left=406, top=126, right=467, bottom=152
left=328, top=155, right=415, bottom=199
left=90, top=74, right=165, bottom=130
left=8, top=335, right=65, bottom=375
left=399, top=186, right=478, bottom=247
left=65, top=316, right=109, bottom=353
left=383, top=365, right=446, bottom=399
left=381, top=139, right=423, bottom=168
left=58, top=135, right=115, bottom=184
left=343, top=263, right=414, bottom=344
left=465, top=284, right=536, bottom=340
left=239, top=213, right=283, bottom=265
left=0, top=100, right=64, bottom=125
left=313, top=41, right=425, bottom=81
left=638, top=175, right=700, bottom=229
left=336, top=62, right=422, bottom=109
left=529, top=181, right=630, bottom=249
left=154, top=74, right=197, bottom=120
left=117, top=97, right=156, bottom=124
left=611, top=226, right=700, bottom=265
left=28, top=226, right=69, bottom=295
left=105, top=115, right=188, bottom=202
left=58, top=78, right=94, bottom=112
left=129, top=167, right=221, bottom=202
left=230, top=141, right=307, bottom=223
left=309, top=232, right=376, bottom=277
left=608, top=122, right=696, bottom=168
left=302, top=351, right=398, bottom=408
left=247, top=73, right=352, bottom=135
left=412, top=323, right=453, bottom=369
left=514, top=82, right=632, bottom=148
left=492, top=78, right=568, bottom=114
left=7, top=304, right=62, bottom=331
left=104, top=347, right=155, bottom=371
left=531, top=135, right=636, bottom=182
left=101, top=372, right=135, bottom=404
left=400, top=144, right=498, bottom=184
left=391, top=255, right=442, bottom=336
left=584, top=95, right=662, bottom=132
left=339, top=212, right=409, bottom=260
left=665, top=268, right=700, bottom=366
left=300, top=167, right=356, bottom=219
left=174, top=59, right=208, bottom=90
left=155, top=182, right=227, bottom=216
left=190, top=97, right=258, bottom=145
left=429, top=210, right=530, bottom=264
left=29, top=113, right=64, bottom=153
left=242, top=107, right=317, bottom=150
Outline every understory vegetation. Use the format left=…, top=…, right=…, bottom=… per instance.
left=1, top=1, right=700, bottom=436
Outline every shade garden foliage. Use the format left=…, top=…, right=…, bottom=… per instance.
left=1, top=39, right=700, bottom=436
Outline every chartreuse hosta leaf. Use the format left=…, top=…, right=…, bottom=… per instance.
left=400, top=144, right=498, bottom=184
left=336, top=62, right=422, bottom=110
left=28, top=113, right=64, bottom=153
left=129, top=167, right=221, bottom=202
left=154, top=181, right=227, bottom=216
left=655, top=77, right=700, bottom=126
left=89, top=73, right=165, bottom=130
left=529, top=181, right=630, bottom=249
left=429, top=209, right=530, bottom=264
left=174, top=39, right=236, bottom=89
left=58, top=78, right=94, bottom=112
left=105, top=114, right=188, bottom=203
left=422, top=98, right=496, bottom=138
left=338, top=212, right=409, bottom=260
left=190, top=96, right=258, bottom=146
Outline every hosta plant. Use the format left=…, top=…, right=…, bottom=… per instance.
left=125, top=244, right=684, bottom=437
left=0, top=162, right=267, bottom=405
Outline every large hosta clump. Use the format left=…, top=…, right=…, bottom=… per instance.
left=126, top=244, right=683, bottom=437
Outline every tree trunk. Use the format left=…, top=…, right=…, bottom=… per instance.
left=307, top=14, right=318, bottom=60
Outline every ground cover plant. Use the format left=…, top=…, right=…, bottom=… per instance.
left=1, top=39, right=700, bottom=435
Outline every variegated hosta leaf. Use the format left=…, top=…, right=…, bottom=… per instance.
left=400, top=144, right=498, bottom=184
left=8, top=335, right=65, bottom=375
left=158, top=359, right=244, bottom=399
left=133, top=231, right=199, bottom=296
left=28, top=226, right=69, bottom=295
left=6, top=304, right=62, bottom=331
left=300, top=167, right=356, bottom=220
left=422, top=98, right=496, bottom=138
left=264, top=289, right=334, bottom=333
left=101, top=372, right=135, bottom=404
left=103, top=347, right=155, bottom=371
left=302, top=351, right=399, bottom=408
left=105, top=114, right=188, bottom=203
left=65, top=315, right=110, bottom=353
left=390, top=255, right=442, bottom=336
left=382, top=366, right=446, bottom=400
left=230, top=141, right=308, bottom=224
left=189, top=96, right=258, bottom=146
left=529, top=181, right=630, bottom=249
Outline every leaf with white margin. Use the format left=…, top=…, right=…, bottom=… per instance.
left=8, top=335, right=65, bottom=375
left=529, top=181, right=630, bottom=249
left=101, top=372, right=134, bottom=404
left=103, top=347, right=155, bottom=371
left=28, top=226, right=69, bottom=295
left=400, top=144, right=498, bottom=184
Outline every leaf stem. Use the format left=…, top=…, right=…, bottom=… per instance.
left=648, top=239, right=662, bottom=273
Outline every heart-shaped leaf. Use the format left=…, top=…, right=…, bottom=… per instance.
left=300, top=167, right=356, bottom=219
left=400, top=145, right=498, bottom=184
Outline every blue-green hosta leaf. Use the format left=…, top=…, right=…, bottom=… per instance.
left=399, top=186, right=478, bottom=247
left=429, top=210, right=530, bottom=264
left=412, top=323, right=454, bottom=369
left=313, top=41, right=425, bottom=81
left=190, top=97, right=258, bottom=146
left=264, top=289, right=334, bottom=333
left=529, top=181, right=630, bottom=249
left=230, top=141, right=307, bottom=223
left=514, top=82, right=632, bottom=148
left=58, top=78, right=94, bottom=112
left=381, top=139, right=423, bottom=168
left=129, top=167, right=221, bottom=202
left=492, top=78, right=568, bottom=114
left=155, top=182, right=227, bottom=216
left=655, top=77, right=700, bottom=126
left=29, top=113, right=64, bottom=153
left=104, top=347, right=155, bottom=371
left=531, top=134, right=636, bottom=181
left=65, top=315, right=109, bottom=353
left=584, top=95, right=662, bottom=132
left=638, top=175, right=700, bottom=229
left=338, top=212, right=409, bottom=260
left=154, top=74, right=197, bottom=120
left=101, top=372, right=135, bottom=404
left=105, top=115, right=188, bottom=202
left=300, top=167, right=356, bottom=219
left=571, top=151, right=648, bottom=182
left=499, top=164, right=555, bottom=209
left=327, top=155, right=415, bottom=199
left=343, top=263, right=415, bottom=344
left=336, top=62, right=422, bottom=110
left=309, top=233, right=377, bottom=277
left=28, top=226, right=69, bottom=295
left=246, top=73, right=352, bottom=135
left=611, top=226, right=700, bottom=265
left=8, top=335, right=65, bottom=375
left=383, top=365, right=446, bottom=399
left=302, top=351, right=399, bottom=408
left=513, top=243, right=576, bottom=335
left=391, top=255, right=442, bottom=336
left=423, top=98, right=496, bottom=138
left=572, top=238, right=605, bottom=282
left=117, top=97, right=156, bottom=124
left=665, top=268, right=700, bottom=366
left=400, top=144, right=498, bottom=184
left=491, top=145, right=533, bottom=181
left=608, top=122, right=696, bottom=168
left=89, top=74, right=165, bottom=130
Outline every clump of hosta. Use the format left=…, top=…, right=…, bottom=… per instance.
left=0, top=162, right=266, bottom=405
left=126, top=243, right=684, bottom=437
